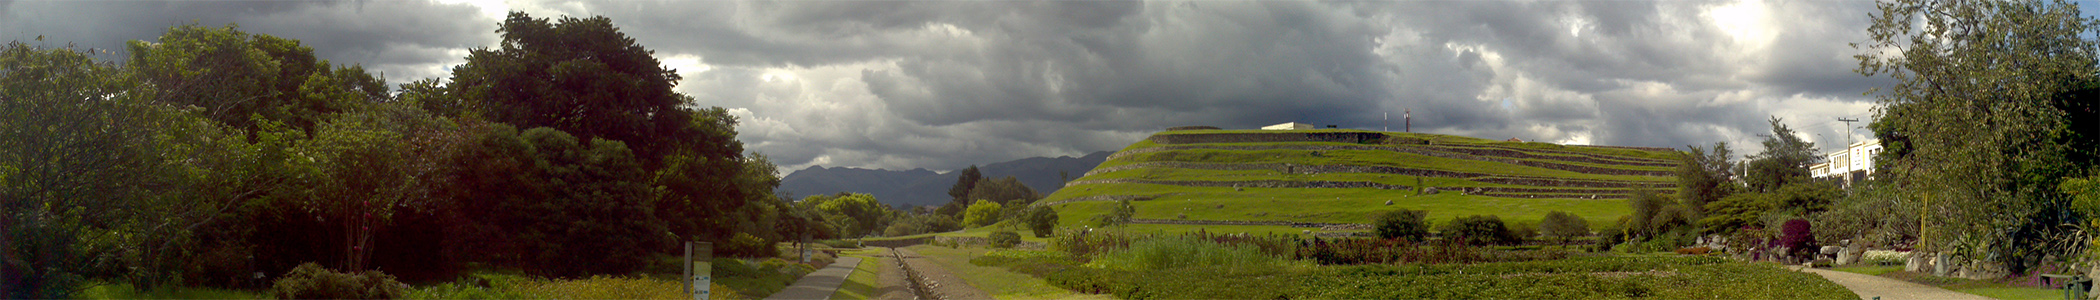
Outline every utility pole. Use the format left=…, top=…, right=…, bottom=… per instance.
left=1836, top=117, right=1859, bottom=148
left=1405, top=109, right=1411, bottom=133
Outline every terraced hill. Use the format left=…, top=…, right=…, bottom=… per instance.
left=1040, top=129, right=1682, bottom=232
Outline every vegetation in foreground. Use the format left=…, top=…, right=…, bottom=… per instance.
left=960, top=230, right=1851, bottom=300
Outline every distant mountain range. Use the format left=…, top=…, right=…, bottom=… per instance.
left=778, top=151, right=1113, bottom=207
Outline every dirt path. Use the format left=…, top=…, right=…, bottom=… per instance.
left=868, top=248, right=914, bottom=300
left=1792, top=267, right=1993, bottom=300
left=891, top=247, right=991, bottom=300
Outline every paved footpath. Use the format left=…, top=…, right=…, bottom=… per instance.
left=1792, top=267, right=1993, bottom=300
left=764, top=256, right=863, bottom=300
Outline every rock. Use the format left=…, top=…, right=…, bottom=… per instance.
left=1906, top=252, right=1930, bottom=272
left=1384, top=200, right=1394, bottom=205
left=1423, top=187, right=1439, bottom=194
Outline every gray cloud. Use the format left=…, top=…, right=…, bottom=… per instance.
left=1, top=0, right=493, bottom=83
left=7, top=0, right=1895, bottom=173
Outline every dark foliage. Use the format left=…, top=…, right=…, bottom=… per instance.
left=1437, top=215, right=1515, bottom=246
left=269, top=263, right=404, bottom=300
left=990, top=231, right=1023, bottom=248
left=1374, top=210, right=1431, bottom=242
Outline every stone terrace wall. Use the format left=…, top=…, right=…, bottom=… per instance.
left=1084, top=161, right=1674, bottom=189
left=1103, top=144, right=1674, bottom=177
left=1148, top=132, right=1388, bottom=145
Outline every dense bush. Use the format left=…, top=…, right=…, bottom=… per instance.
left=990, top=230, right=1023, bottom=248
left=1438, top=215, right=1515, bottom=246
left=1037, top=256, right=1853, bottom=300
left=1539, top=211, right=1590, bottom=244
left=1025, top=206, right=1059, bottom=237
left=963, top=200, right=1004, bottom=227
left=269, top=263, right=405, bottom=299
left=718, top=232, right=777, bottom=258
left=1373, top=209, right=1431, bottom=242
left=1780, top=219, right=1816, bottom=261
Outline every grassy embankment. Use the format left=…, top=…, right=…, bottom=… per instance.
left=1025, top=129, right=1676, bottom=238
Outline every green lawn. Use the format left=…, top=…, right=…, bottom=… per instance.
left=830, top=249, right=884, bottom=300
left=1956, top=287, right=2059, bottom=300
left=903, top=245, right=1112, bottom=300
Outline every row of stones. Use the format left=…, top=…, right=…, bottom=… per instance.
left=1105, top=144, right=1674, bottom=177
left=1081, top=161, right=1675, bottom=190
left=1137, top=131, right=1676, bottom=165
left=1063, top=178, right=1638, bottom=198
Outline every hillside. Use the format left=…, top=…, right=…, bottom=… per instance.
left=1040, top=129, right=1682, bottom=231
left=779, top=151, right=1112, bottom=207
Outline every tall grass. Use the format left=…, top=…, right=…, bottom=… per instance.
left=1087, top=235, right=1286, bottom=274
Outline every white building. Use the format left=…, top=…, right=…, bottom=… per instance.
left=1261, top=122, right=1313, bottom=130
left=1809, top=139, right=1882, bottom=188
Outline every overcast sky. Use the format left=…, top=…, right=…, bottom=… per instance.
left=8, top=0, right=2013, bottom=174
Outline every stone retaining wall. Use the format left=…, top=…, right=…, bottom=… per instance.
left=1148, top=132, right=1388, bottom=144
left=1130, top=218, right=1353, bottom=228
left=1103, top=144, right=1674, bottom=177
left=1080, top=162, right=1673, bottom=190
left=1068, top=178, right=1413, bottom=190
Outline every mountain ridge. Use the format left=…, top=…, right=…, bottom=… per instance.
left=778, top=151, right=1113, bottom=207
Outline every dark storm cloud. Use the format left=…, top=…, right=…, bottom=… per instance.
left=1, top=0, right=494, bottom=82
left=6, top=0, right=1891, bottom=172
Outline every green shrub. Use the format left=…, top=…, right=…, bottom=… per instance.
left=1437, top=215, right=1514, bottom=246
left=963, top=200, right=1004, bottom=227
left=719, top=232, right=777, bottom=258
left=1025, top=206, right=1059, bottom=237
left=1539, top=211, right=1591, bottom=244
left=270, top=263, right=405, bottom=299
left=1374, top=209, right=1430, bottom=242
left=990, top=230, right=1023, bottom=248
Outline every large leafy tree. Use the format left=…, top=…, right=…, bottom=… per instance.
left=449, top=12, right=756, bottom=244
left=449, top=12, right=705, bottom=165
left=1677, top=142, right=1736, bottom=219
left=1858, top=0, right=2100, bottom=272
left=1743, top=117, right=1817, bottom=193
left=126, top=24, right=384, bottom=133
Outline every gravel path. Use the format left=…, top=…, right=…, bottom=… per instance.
left=892, top=247, right=992, bottom=300
left=869, top=248, right=915, bottom=300
left=1792, top=267, right=1992, bottom=300
left=764, top=256, right=862, bottom=300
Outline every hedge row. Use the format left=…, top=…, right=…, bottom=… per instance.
left=1041, top=256, right=1853, bottom=300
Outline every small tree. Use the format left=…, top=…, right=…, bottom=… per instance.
left=963, top=200, right=1004, bottom=227
left=1438, top=215, right=1512, bottom=246
left=1024, top=206, right=1059, bottom=237
left=1373, top=210, right=1430, bottom=242
left=1094, top=199, right=1135, bottom=227
left=1539, top=211, right=1591, bottom=245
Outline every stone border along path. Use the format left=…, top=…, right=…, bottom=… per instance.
left=1790, top=267, right=1994, bottom=300
left=763, top=256, right=862, bottom=300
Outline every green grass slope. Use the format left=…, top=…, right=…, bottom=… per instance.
left=1042, top=129, right=1682, bottom=232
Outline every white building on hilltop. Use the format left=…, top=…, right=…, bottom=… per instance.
left=1262, top=122, right=1313, bottom=130
left=1809, top=139, right=1882, bottom=188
